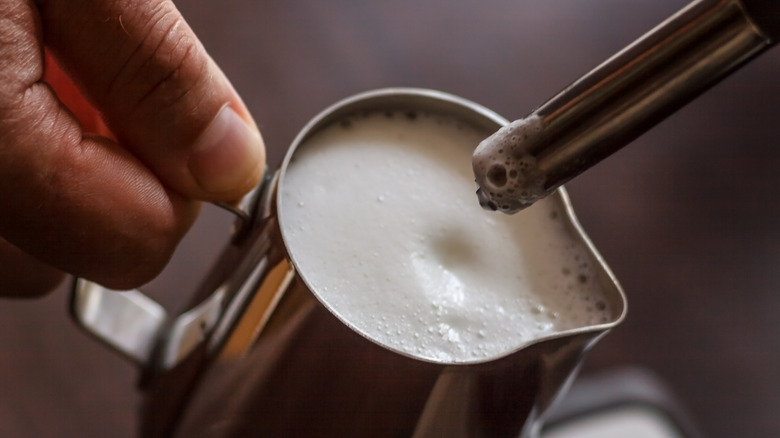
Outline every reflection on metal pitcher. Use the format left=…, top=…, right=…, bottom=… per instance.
left=71, top=89, right=626, bottom=437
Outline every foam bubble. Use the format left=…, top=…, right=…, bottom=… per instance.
left=472, top=115, right=545, bottom=214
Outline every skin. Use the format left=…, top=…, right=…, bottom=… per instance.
left=0, top=0, right=266, bottom=297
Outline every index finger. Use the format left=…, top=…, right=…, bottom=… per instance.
left=39, top=0, right=266, bottom=202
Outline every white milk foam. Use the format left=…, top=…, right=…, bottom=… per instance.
left=280, top=110, right=611, bottom=363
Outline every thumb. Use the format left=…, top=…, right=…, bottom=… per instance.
left=40, top=0, right=265, bottom=202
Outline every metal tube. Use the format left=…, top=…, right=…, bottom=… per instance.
left=473, top=0, right=777, bottom=214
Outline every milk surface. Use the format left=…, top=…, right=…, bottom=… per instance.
left=280, top=110, right=611, bottom=363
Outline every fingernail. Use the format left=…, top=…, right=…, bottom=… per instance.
left=189, top=105, right=264, bottom=196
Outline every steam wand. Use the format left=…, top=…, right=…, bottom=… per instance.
left=473, top=0, right=780, bottom=214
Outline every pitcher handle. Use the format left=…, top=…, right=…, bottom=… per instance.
left=70, top=171, right=274, bottom=370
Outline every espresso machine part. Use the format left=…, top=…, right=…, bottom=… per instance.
left=473, top=0, right=780, bottom=214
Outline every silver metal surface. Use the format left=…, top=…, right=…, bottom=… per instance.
left=71, top=281, right=166, bottom=366
left=148, top=89, right=625, bottom=438
left=70, top=171, right=278, bottom=372
left=473, top=0, right=778, bottom=213
left=159, top=287, right=225, bottom=369
left=70, top=89, right=626, bottom=438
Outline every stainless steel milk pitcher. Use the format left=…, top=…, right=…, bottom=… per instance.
left=70, top=88, right=627, bottom=438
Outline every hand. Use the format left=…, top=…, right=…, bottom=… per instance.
left=0, top=0, right=266, bottom=297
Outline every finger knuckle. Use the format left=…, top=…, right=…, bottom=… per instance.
left=105, top=4, right=207, bottom=118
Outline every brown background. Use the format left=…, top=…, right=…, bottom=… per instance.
left=1, top=0, right=779, bottom=436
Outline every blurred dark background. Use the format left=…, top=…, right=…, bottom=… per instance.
left=1, top=0, right=778, bottom=436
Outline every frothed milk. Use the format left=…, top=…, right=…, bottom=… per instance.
left=279, top=110, right=611, bottom=363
